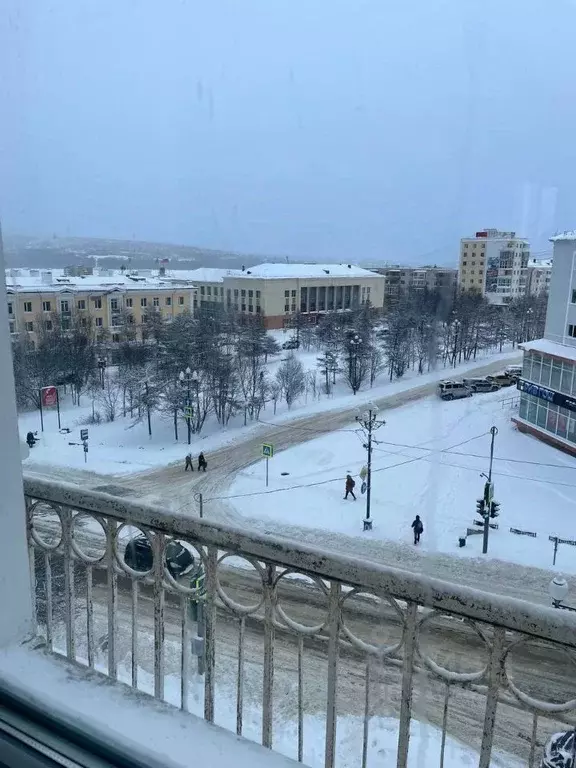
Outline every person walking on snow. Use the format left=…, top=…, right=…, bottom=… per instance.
left=184, top=453, right=194, bottom=471
left=411, top=515, right=423, bottom=545
left=344, top=474, right=356, bottom=500
left=198, top=452, right=207, bottom=472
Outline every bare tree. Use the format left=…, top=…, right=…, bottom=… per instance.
left=96, top=374, right=122, bottom=422
left=276, top=354, right=305, bottom=409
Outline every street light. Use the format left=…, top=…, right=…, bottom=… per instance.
left=549, top=576, right=576, bottom=611
left=355, top=402, right=386, bottom=532
left=349, top=334, right=363, bottom=394
left=179, top=367, right=193, bottom=445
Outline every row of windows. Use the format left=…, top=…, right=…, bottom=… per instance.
left=519, top=393, right=576, bottom=444
left=463, top=243, right=486, bottom=249
left=524, top=353, right=576, bottom=396
left=11, top=296, right=186, bottom=314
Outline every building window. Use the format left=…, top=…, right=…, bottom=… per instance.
left=285, top=303, right=290, bottom=312
left=141, top=298, right=147, bottom=307
left=178, top=296, right=184, bottom=305
left=284, top=290, right=289, bottom=298
left=125, top=298, right=133, bottom=308
left=128, top=314, right=134, bottom=324
left=112, top=333, right=120, bottom=343
left=248, top=305, right=253, bottom=313
left=25, top=321, right=34, bottom=332
left=220, top=287, right=224, bottom=296
left=45, top=320, right=53, bottom=331
left=8, top=321, right=15, bottom=334
left=568, top=325, right=576, bottom=338
left=110, top=298, right=118, bottom=311
left=61, top=300, right=70, bottom=312
left=200, top=287, right=205, bottom=296
left=165, top=296, right=172, bottom=306
left=291, top=290, right=296, bottom=298
left=248, top=290, right=253, bottom=298
left=572, top=289, right=576, bottom=304
left=256, top=290, right=261, bottom=299
left=241, top=303, right=246, bottom=312
left=95, top=317, right=103, bottom=327
left=24, top=301, right=32, bottom=313
left=42, top=301, right=51, bottom=312
left=93, top=298, right=102, bottom=309
left=462, top=261, right=467, bottom=267
left=207, top=287, right=212, bottom=296
left=153, top=297, right=159, bottom=307
left=241, top=289, right=246, bottom=298
left=464, top=244, right=468, bottom=249
left=256, top=305, right=261, bottom=314
left=291, top=303, right=296, bottom=312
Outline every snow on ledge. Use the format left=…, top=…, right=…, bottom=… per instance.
left=0, top=646, right=298, bottom=768
left=520, top=338, right=576, bottom=363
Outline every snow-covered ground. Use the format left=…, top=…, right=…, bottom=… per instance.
left=19, top=345, right=519, bottom=476
left=230, top=387, right=576, bottom=575
left=0, top=647, right=520, bottom=768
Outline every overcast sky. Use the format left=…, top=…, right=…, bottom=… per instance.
left=1, top=0, right=576, bottom=263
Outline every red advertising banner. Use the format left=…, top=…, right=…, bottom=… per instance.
left=41, top=386, right=58, bottom=407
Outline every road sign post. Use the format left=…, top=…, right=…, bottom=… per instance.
left=261, top=443, right=274, bottom=487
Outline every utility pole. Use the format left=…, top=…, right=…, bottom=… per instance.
left=355, top=403, right=386, bottom=531
left=482, top=426, right=498, bottom=554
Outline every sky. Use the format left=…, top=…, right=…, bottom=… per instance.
left=1, top=0, right=576, bottom=263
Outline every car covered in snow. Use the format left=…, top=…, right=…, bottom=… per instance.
left=504, top=365, right=522, bottom=381
left=281, top=337, right=300, bottom=350
left=437, top=380, right=473, bottom=401
left=486, top=372, right=515, bottom=388
left=462, top=377, right=499, bottom=393
left=124, top=534, right=199, bottom=579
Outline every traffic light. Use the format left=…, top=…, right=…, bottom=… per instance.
left=476, top=498, right=486, bottom=520
left=490, top=500, right=500, bottom=518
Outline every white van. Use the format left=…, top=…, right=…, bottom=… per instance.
left=437, top=381, right=473, bottom=401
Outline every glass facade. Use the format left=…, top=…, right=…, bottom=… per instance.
left=519, top=352, right=576, bottom=445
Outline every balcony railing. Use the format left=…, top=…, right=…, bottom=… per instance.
left=24, top=476, right=576, bottom=768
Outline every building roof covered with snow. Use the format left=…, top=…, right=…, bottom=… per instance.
left=164, top=268, right=242, bottom=283
left=550, top=231, right=576, bottom=242
left=520, top=338, right=576, bottom=363
left=234, top=263, right=379, bottom=279
left=4, top=268, right=197, bottom=293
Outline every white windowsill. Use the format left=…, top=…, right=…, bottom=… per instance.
left=0, top=646, right=298, bottom=768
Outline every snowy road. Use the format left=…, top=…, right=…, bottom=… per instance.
left=27, top=353, right=573, bottom=608
left=80, top=568, right=568, bottom=765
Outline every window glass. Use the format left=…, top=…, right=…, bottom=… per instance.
left=546, top=407, right=558, bottom=434
left=531, top=356, right=541, bottom=384
left=551, top=362, right=562, bottom=390
left=527, top=396, right=538, bottom=425
left=557, top=413, right=568, bottom=439
left=536, top=403, right=548, bottom=428
left=561, top=364, right=573, bottom=394
left=518, top=395, right=528, bottom=420
left=540, top=359, right=551, bottom=387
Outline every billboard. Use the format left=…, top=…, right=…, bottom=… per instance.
left=41, top=386, right=58, bottom=407
left=485, top=255, right=500, bottom=293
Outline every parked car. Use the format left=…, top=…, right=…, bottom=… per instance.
left=124, top=534, right=197, bottom=578
left=281, top=337, right=300, bottom=350
left=486, top=372, right=515, bottom=388
left=462, top=377, right=499, bottom=393
left=504, top=365, right=522, bottom=381
left=438, top=381, right=473, bottom=401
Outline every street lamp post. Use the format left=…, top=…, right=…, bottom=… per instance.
left=179, top=367, right=193, bottom=445
left=349, top=334, right=363, bottom=394
left=355, top=403, right=386, bottom=531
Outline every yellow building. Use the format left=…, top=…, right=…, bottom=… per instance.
left=5, top=268, right=197, bottom=345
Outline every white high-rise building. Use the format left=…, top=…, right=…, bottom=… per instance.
left=458, top=228, right=530, bottom=305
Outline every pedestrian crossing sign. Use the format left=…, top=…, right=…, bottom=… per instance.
left=262, top=443, right=274, bottom=458
left=184, top=406, right=193, bottom=418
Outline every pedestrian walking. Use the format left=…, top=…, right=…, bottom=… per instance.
left=198, top=452, right=207, bottom=472
left=411, top=515, right=423, bottom=545
left=344, top=474, right=356, bottom=500
left=184, top=453, right=194, bottom=471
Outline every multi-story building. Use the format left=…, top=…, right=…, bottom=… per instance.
left=180, top=263, right=385, bottom=329
left=5, top=268, right=197, bottom=345
left=458, top=229, right=530, bottom=304
left=526, top=258, right=552, bottom=297
left=371, top=266, right=457, bottom=307
left=514, top=232, right=576, bottom=453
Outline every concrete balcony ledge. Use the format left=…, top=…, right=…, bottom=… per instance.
left=0, top=645, right=299, bottom=768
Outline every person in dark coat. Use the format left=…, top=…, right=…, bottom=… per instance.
left=198, top=452, right=207, bottom=472
left=344, top=474, right=356, bottom=500
left=411, top=515, right=423, bottom=545
left=26, top=431, right=36, bottom=448
left=184, top=453, right=194, bottom=471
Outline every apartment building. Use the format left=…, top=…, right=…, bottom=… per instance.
left=181, top=263, right=385, bottom=329
left=526, top=259, right=552, bottom=297
left=371, top=266, right=457, bottom=306
left=5, top=268, right=197, bottom=344
left=458, top=229, right=530, bottom=304
left=513, top=233, right=576, bottom=454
